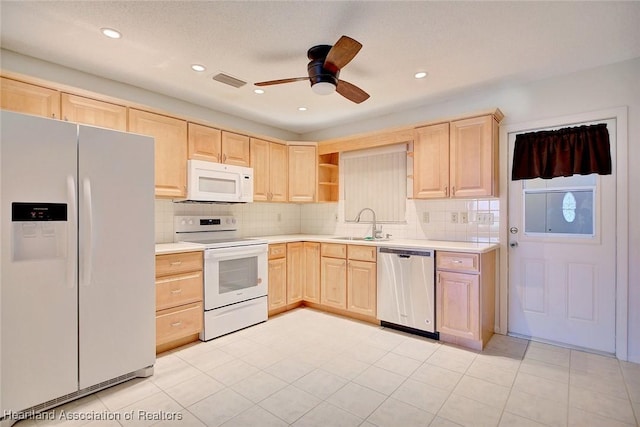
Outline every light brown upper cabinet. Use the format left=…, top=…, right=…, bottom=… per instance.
left=250, top=138, right=287, bottom=202
left=288, top=145, right=317, bottom=203
left=61, top=93, right=127, bottom=131
left=413, top=114, right=499, bottom=199
left=129, top=108, right=188, bottom=198
left=221, top=131, right=251, bottom=167
left=187, top=122, right=222, bottom=162
left=413, top=123, right=450, bottom=199
left=188, top=126, right=251, bottom=167
left=1, top=77, right=60, bottom=119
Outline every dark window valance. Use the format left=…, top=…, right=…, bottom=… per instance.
left=512, top=123, right=612, bottom=180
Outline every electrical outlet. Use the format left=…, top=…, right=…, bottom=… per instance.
left=422, top=212, right=430, bottom=223
left=477, top=213, right=495, bottom=225
left=450, top=212, right=458, bottom=223
left=335, top=213, right=339, bottom=222
left=460, top=212, right=468, bottom=223
left=277, top=213, right=282, bottom=222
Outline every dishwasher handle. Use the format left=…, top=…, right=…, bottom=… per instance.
left=379, top=247, right=434, bottom=257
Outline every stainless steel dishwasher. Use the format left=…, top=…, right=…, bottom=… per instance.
left=377, top=247, right=438, bottom=339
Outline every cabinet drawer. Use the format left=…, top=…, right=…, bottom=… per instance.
left=156, top=251, right=203, bottom=276
left=269, top=243, right=287, bottom=260
left=321, top=243, right=347, bottom=258
left=436, top=251, right=479, bottom=273
left=156, top=271, right=203, bottom=311
left=348, top=245, right=377, bottom=262
left=156, top=302, right=202, bottom=345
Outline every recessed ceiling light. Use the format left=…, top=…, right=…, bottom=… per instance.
left=414, top=71, right=428, bottom=79
left=298, top=107, right=307, bottom=112
left=191, top=64, right=206, bottom=72
left=254, top=89, right=265, bottom=94
left=101, top=28, right=122, bottom=39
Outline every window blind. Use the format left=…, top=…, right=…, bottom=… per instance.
left=343, top=144, right=407, bottom=223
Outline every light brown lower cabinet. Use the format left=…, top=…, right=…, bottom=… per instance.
left=436, top=250, right=496, bottom=350
left=269, top=242, right=321, bottom=316
left=302, top=242, right=321, bottom=303
left=268, top=244, right=287, bottom=313
left=155, top=251, right=203, bottom=354
left=287, top=242, right=304, bottom=304
left=319, top=243, right=377, bottom=321
left=320, top=255, right=347, bottom=309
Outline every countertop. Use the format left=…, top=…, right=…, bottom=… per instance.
left=156, top=234, right=499, bottom=254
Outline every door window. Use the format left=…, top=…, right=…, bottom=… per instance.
left=522, top=175, right=596, bottom=237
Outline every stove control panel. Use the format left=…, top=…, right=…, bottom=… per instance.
left=174, top=215, right=237, bottom=233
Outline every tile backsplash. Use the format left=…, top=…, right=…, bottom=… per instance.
left=155, top=199, right=500, bottom=243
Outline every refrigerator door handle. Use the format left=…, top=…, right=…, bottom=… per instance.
left=67, top=175, right=77, bottom=289
left=82, top=178, right=93, bottom=287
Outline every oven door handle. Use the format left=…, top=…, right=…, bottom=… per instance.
left=204, top=246, right=267, bottom=260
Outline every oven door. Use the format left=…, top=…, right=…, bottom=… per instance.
left=203, top=244, right=268, bottom=310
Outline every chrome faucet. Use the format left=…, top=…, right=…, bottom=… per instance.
left=354, top=207, right=383, bottom=239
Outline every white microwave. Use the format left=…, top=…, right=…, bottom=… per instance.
left=178, top=160, right=253, bottom=203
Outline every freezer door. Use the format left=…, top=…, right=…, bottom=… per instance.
left=1, top=111, right=79, bottom=412
left=77, top=125, right=155, bottom=388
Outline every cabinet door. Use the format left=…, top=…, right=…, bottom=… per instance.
left=269, top=143, right=288, bottom=202
left=1, top=77, right=60, bottom=119
left=268, top=258, right=287, bottom=311
left=303, top=242, right=321, bottom=303
left=250, top=138, right=270, bottom=201
left=347, top=260, right=377, bottom=317
left=221, top=131, right=250, bottom=166
left=129, top=109, right=188, bottom=198
left=320, top=257, right=347, bottom=309
left=436, top=271, right=479, bottom=340
left=413, top=123, right=449, bottom=199
left=286, top=242, right=304, bottom=304
left=450, top=115, right=496, bottom=198
left=288, top=145, right=317, bottom=202
left=188, top=122, right=221, bottom=162
left=60, top=93, right=126, bottom=131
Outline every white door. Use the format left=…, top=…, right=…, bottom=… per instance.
left=78, top=125, right=155, bottom=388
left=508, top=119, right=617, bottom=353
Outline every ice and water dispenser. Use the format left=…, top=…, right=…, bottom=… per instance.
left=12, top=202, right=68, bottom=261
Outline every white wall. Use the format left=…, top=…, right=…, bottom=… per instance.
left=304, top=57, right=640, bottom=363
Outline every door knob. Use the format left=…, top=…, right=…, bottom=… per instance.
left=510, top=242, right=519, bottom=248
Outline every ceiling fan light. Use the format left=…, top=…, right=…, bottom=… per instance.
left=311, top=81, right=336, bottom=95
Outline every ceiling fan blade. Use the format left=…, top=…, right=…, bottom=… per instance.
left=324, top=35, right=362, bottom=72
left=336, top=79, right=370, bottom=104
left=254, top=77, right=309, bottom=86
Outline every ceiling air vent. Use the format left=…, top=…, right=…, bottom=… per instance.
left=212, top=73, right=246, bottom=88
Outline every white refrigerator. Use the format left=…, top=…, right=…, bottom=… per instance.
left=0, top=111, right=155, bottom=421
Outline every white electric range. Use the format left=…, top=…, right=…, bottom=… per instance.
left=174, top=216, right=268, bottom=341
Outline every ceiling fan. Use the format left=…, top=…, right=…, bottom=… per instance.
left=254, top=35, right=370, bottom=104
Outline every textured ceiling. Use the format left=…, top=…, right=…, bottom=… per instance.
left=1, top=1, right=639, bottom=134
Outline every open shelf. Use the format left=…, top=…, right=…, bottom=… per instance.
left=318, top=153, right=339, bottom=202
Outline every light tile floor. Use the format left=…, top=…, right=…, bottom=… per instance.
left=14, top=308, right=640, bottom=426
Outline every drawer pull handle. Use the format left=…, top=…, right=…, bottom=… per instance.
left=452, top=260, right=463, bottom=264
left=171, top=289, right=183, bottom=294
left=170, top=321, right=182, bottom=327
left=170, top=261, right=183, bottom=266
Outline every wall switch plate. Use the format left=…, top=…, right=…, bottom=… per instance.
left=450, top=212, right=458, bottom=223
left=460, top=212, right=468, bottom=223
left=422, top=212, right=430, bottom=223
